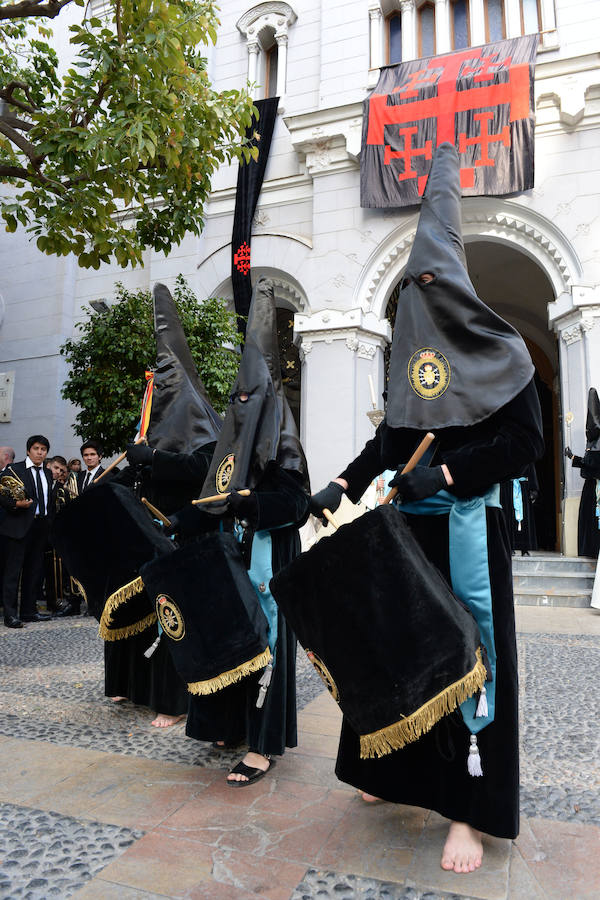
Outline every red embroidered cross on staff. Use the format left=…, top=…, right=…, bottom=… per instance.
left=361, top=35, right=538, bottom=208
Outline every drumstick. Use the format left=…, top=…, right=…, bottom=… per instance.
left=95, top=436, right=146, bottom=482
left=191, top=488, right=251, bottom=505
left=381, top=431, right=435, bottom=505
left=141, top=497, right=171, bottom=527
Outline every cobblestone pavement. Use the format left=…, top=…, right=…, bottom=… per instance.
left=0, top=612, right=599, bottom=899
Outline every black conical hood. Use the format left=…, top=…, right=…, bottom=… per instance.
left=586, top=388, right=600, bottom=451
left=145, top=283, right=222, bottom=453
left=200, top=278, right=308, bottom=496
left=386, top=142, right=534, bottom=430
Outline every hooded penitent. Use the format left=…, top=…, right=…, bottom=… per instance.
left=145, top=283, right=222, bottom=453
left=582, top=387, right=600, bottom=480
left=386, top=142, right=534, bottom=431
left=200, top=277, right=309, bottom=497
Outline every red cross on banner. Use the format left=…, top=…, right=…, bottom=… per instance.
left=360, top=35, right=538, bottom=208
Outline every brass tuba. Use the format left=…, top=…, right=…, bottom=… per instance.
left=66, top=470, right=79, bottom=499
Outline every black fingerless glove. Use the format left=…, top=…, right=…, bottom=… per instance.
left=309, top=481, right=345, bottom=523
left=165, top=504, right=217, bottom=538
left=389, top=466, right=447, bottom=503
left=228, top=490, right=259, bottom=525
left=126, top=443, right=154, bottom=466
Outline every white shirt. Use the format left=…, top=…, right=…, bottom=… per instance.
left=26, top=457, right=49, bottom=515
left=83, top=465, right=101, bottom=489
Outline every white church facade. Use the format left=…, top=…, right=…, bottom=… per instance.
left=1, top=0, right=600, bottom=554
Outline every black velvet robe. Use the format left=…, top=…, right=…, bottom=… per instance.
left=572, top=453, right=600, bottom=559
left=105, top=446, right=214, bottom=716
left=499, top=463, right=538, bottom=553
left=335, top=379, right=544, bottom=839
left=186, top=466, right=309, bottom=756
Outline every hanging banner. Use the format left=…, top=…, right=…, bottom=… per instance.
left=361, top=35, right=538, bottom=208
left=231, top=96, right=279, bottom=337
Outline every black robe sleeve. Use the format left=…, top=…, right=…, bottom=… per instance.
left=150, top=443, right=215, bottom=484
left=441, top=380, right=544, bottom=497
left=253, top=465, right=311, bottom=532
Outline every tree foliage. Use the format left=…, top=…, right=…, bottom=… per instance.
left=0, top=0, right=258, bottom=268
left=60, top=275, right=240, bottom=455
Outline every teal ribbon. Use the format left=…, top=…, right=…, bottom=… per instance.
left=395, top=485, right=501, bottom=735
left=235, top=524, right=278, bottom=654
left=512, top=477, right=526, bottom=528
left=596, top=480, right=600, bottom=528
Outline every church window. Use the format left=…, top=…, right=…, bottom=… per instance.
left=387, top=12, right=403, bottom=64
left=451, top=0, right=470, bottom=49
left=485, top=0, right=506, bottom=41
left=418, top=2, right=436, bottom=57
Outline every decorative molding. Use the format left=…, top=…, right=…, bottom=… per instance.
left=561, top=325, right=583, bottom=345
left=236, top=2, right=297, bottom=37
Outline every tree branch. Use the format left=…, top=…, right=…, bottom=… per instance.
left=0, top=120, right=42, bottom=165
left=0, top=114, right=34, bottom=131
left=0, top=0, right=73, bottom=21
left=0, top=81, right=37, bottom=115
left=0, top=162, right=62, bottom=194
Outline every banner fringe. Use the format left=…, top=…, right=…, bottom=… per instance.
left=99, top=611, right=157, bottom=641
left=99, top=576, right=148, bottom=639
left=187, top=648, right=272, bottom=696
left=359, top=649, right=486, bottom=759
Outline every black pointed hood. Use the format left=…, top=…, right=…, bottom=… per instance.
left=145, top=283, right=222, bottom=453
left=586, top=388, right=600, bottom=451
left=386, top=142, right=534, bottom=430
left=200, top=277, right=308, bottom=496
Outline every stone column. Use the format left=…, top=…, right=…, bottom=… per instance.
left=504, top=0, right=522, bottom=39
left=469, top=0, right=487, bottom=46
left=247, top=40, right=261, bottom=99
left=295, top=310, right=390, bottom=491
left=369, top=6, right=384, bottom=70
left=275, top=32, right=288, bottom=110
left=435, top=0, right=450, bottom=54
left=400, top=0, right=417, bottom=62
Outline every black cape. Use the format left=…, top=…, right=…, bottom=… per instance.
left=571, top=389, right=600, bottom=558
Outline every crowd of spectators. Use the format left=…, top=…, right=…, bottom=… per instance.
left=0, top=436, right=105, bottom=628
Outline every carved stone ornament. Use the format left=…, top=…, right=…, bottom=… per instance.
left=561, top=325, right=582, bottom=345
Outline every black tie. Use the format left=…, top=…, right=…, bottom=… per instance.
left=34, top=466, right=45, bottom=516
left=84, top=472, right=91, bottom=491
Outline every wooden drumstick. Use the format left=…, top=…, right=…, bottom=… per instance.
left=191, top=488, right=251, bottom=505
left=95, top=435, right=147, bottom=482
left=322, top=508, right=341, bottom=530
left=141, top=497, right=171, bottom=527
left=381, top=431, right=435, bottom=505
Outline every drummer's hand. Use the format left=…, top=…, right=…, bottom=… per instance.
left=390, top=465, right=447, bottom=503
left=126, top=443, right=154, bottom=466
left=309, top=481, right=345, bottom=524
left=228, top=490, right=258, bottom=526
left=165, top=504, right=214, bottom=538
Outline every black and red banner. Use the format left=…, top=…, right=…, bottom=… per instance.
left=361, top=35, right=538, bottom=208
left=231, top=96, right=279, bottom=336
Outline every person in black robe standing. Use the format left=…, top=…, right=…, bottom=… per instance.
left=106, top=283, right=223, bottom=726
left=500, top=462, right=539, bottom=554
left=310, top=144, right=543, bottom=873
left=566, top=387, right=600, bottom=559
left=171, top=278, right=310, bottom=784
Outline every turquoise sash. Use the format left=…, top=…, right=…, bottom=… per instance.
left=395, top=485, right=501, bottom=735
left=512, top=477, right=526, bottom=528
left=234, top=524, right=279, bottom=654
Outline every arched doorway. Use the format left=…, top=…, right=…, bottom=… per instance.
left=383, top=239, right=560, bottom=550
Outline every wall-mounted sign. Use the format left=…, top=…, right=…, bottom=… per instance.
left=0, top=372, right=15, bottom=422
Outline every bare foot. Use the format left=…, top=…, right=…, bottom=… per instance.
left=109, top=696, right=127, bottom=703
left=441, top=821, right=483, bottom=873
left=151, top=713, right=186, bottom=728
left=227, top=751, right=271, bottom=783
left=359, top=792, right=382, bottom=803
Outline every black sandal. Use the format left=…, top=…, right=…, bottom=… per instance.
left=227, top=757, right=275, bottom=787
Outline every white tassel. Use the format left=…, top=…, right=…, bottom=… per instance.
left=256, top=662, right=273, bottom=708
left=144, top=634, right=161, bottom=658
left=467, top=734, right=483, bottom=777
left=475, top=685, right=488, bottom=718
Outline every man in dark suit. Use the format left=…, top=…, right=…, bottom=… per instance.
left=77, top=440, right=105, bottom=492
left=0, top=435, right=56, bottom=628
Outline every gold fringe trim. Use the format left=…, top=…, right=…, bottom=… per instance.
left=99, top=611, right=157, bottom=641
left=70, top=577, right=87, bottom=604
left=99, top=575, right=147, bottom=639
left=187, top=647, right=272, bottom=696
left=359, top=648, right=487, bottom=760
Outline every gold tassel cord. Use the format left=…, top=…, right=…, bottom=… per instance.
left=187, top=648, right=272, bottom=695
left=99, top=611, right=157, bottom=641
left=359, top=649, right=487, bottom=760
left=99, top=575, right=146, bottom=635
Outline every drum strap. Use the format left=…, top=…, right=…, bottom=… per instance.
left=396, top=484, right=501, bottom=738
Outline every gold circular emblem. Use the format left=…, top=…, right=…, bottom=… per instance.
left=215, top=453, right=235, bottom=493
left=306, top=650, right=339, bottom=702
left=156, top=594, right=185, bottom=641
left=407, top=348, right=450, bottom=400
